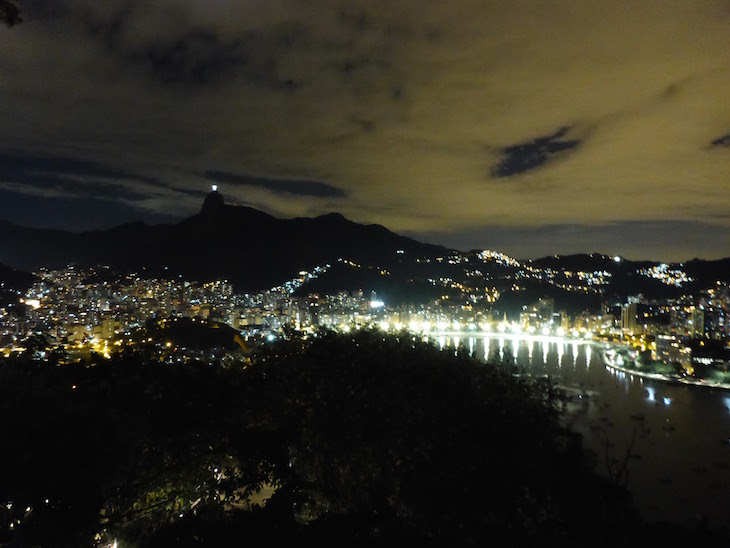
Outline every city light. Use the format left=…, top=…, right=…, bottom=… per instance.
left=4, top=254, right=728, bottom=389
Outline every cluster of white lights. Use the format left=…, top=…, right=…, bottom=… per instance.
left=638, top=263, right=692, bottom=287
left=478, top=250, right=522, bottom=268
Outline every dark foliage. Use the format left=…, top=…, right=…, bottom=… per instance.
left=292, top=261, right=461, bottom=305
left=0, top=262, right=36, bottom=308
left=2, top=330, right=723, bottom=546
left=0, top=0, right=20, bottom=27
left=493, top=278, right=603, bottom=317
left=134, top=316, right=242, bottom=350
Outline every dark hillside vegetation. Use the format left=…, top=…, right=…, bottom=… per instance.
left=1, top=330, right=724, bottom=546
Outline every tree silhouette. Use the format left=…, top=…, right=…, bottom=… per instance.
left=0, top=0, right=20, bottom=27
left=4, top=330, right=724, bottom=546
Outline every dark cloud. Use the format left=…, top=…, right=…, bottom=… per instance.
left=70, top=3, right=299, bottom=89
left=127, top=29, right=303, bottom=89
left=80, top=4, right=135, bottom=56
left=67, top=3, right=394, bottom=91
left=16, top=1, right=400, bottom=93
left=0, top=150, right=159, bottom=200
left=491, top=127, right=581, bottom=178
left=711, top=134, right=730, bottom=147
left=0, top=151, right=158, bottom=183
left=22, top=0, right=73, bottom=21
left=128, top=29, right=253, bottom=86
left=0, top=0, right=22, bottom=26
left=205, top=170, right=346, bottom=198
left=0, top=188, right=179, bottom=231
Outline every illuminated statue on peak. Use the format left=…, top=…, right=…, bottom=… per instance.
left=201, top=185, right=225, bottom=215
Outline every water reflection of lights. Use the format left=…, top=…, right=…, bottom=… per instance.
left=663, top=397, right=672, bottom=405
left=435, top=333, right=599, bottom=370
left=434, top=330, right=588, bottom=346
left=647, top=387, right=656, bottom=402
left=724, top=397, right=730, bottom=411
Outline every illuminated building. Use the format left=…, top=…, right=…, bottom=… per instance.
left=655, top=334, right=691, bottom=369
left=690, top=306, right=704, bottom=339
left=621, top=303, right=637, bottom=335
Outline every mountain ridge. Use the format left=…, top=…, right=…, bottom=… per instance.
left=0, top=191, right=449, bottom=291
left=2, top=192, right=730, bottom=300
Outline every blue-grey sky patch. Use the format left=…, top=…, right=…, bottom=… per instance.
left=0, top=188, right=179, bottom=231
left=205, top=170, right=347, bottom=198
left=0, top=150, right=159, bottom=183
left=711, top=134, right=730, bottom=147
left=491, top=127, right=581, bottom=178
left=0, top=150, right=160, bottom=200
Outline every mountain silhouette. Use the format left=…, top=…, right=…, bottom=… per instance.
left=0, top=191, right=449, bottom=291
left=2, top=193, right=729, bottom=300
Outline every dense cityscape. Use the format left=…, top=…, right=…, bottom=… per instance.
left=3, top=251, right=729, bottom=384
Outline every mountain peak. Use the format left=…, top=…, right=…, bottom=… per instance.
left=201, top=188, right=225, bottom=215
left=316, top=212, right=347, bottom=222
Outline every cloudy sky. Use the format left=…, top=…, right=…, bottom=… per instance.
left=1, top=0, right=728, bottom=261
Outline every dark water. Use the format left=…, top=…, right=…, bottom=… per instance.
left=437, top=334, right=730, bottom=528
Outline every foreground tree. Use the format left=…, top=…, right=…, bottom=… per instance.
left=0, top=0, right=20, bottom=27
left=217, top=330, right=633, bottom=545
left=2, top=330, right=725, bottom=546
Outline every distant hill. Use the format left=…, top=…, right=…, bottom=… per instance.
left=0, top=262, right=36, bottom=289
left=0, top=191, right=450, bottom=291
left=2, top=196, right=729, bottom=304
left=0, top=262, right=36, bottom=307
left=529, top=253, right=730, bottom=301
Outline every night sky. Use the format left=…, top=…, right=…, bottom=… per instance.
left=1, top=1, right=729, bottom=261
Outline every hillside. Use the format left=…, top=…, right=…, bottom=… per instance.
left=0, top=191, right=449, bottom=291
